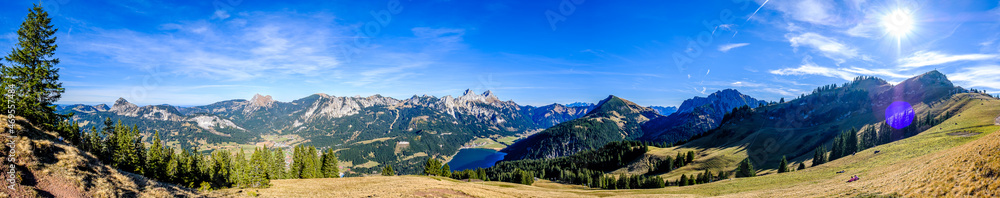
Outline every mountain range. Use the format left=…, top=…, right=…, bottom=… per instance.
left=501, top=89, right=767, bottom=160
left=58, top=89, right=594, bottom=175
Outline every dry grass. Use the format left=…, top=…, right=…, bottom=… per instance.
left=0, top=115, right=201, bottom=198
left=241, top=176, right=597, bottom=198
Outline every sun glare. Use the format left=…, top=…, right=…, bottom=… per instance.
left=882, top=9, right=915, bottom=38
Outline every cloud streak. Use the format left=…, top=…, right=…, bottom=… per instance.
left=898, top=51, right=998, bottom=69
left=719, top=43, right=750, bottom=52
left=786, top=32, right=858, bottom=64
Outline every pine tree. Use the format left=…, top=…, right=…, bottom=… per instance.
left=320, top=148, right=339, bottom=178
left=147, top=130, right=167, bottom=180
left=249, top=148, right=270, bottom=187
left=778, top=156, right=789, bottom=173
left=847, top=127, right=859, bottom=155
left=735, top=158, right=755, bottom=178
left=477, top=168, right=488, bottom=181
left=382, top=164, right=395, bottom=176
left=685, top=151, right=695, bottom=163
left=812, top=146, right=827, bottom=167
left=291, top=145, right=304, bottom=178
left=270, top=148, right=286, bottom=179
left=0, top=4, right=65, bottom=127
left=424, top=158, right=442, bottom=176
left=797, top=162, right=806, bottom=171
left=830, top=133, right=844, bottom=160
left=679, top=174, right=687, bottom=186
left=210, top=149, right=233, bottom=188
left=441, top=164, right=452, bottom=177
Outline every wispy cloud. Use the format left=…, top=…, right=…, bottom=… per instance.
left=765, top=0, right=840, bottom=26
left=898, top=51, right=998, bottom=69
left=948, top=65, right=1000, bottom=91
left=769, top=59, right=856, bottom=80
left=786, top=32, right=858, bottom=64
left=719, top=43, right=750, bottom=52
left=730, top=81, right=764, bottom=87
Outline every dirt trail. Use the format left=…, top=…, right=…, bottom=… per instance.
left=995, top=114, right=999, bottom=125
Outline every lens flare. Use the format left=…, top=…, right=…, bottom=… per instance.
left=886, top=101, right=915, bottom=129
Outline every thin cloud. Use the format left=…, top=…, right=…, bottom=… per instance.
left=731, top=81, right=764, bottom=87
left=898, top=51, right=998, bottom=69
left=769, top=60, right=856, bottom=81
left=948, top=65, right=1000, bottom=91
left=786, top=32, right=858, bottom=64
left=719, top=43, right=750, bottom=52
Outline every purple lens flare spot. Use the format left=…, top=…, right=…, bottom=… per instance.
left=885, top=101, right=915, bottom=129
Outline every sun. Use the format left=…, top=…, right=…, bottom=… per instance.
left=882, top=8, right=915, bottom=39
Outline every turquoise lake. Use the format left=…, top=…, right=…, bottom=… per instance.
left=446, top=148, right=507, bottom=171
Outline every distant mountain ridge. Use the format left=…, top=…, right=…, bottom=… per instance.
left=501, top=89, right=767, bottom=160
left=648, top=106, right=678, bottom=116
left=641, top=89, right=768, bottom=143
left=58, top=89, right=592, bottom=175
left=501, top=95, right=662, bottom=160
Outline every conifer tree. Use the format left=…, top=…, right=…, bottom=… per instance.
left=270, top=148, right=286, bottom=179
left=812, top=146, right=828, bottom=166
left=307, top=146, right=321, bottom=178
left=847, top=127, right=859, bottom=155
left=147, top=130, right=167, bottom=180
left=735, top=158, right=755, bottom=178
left=830, top=134, right=844, bottom=160
left=0, top=4, right=65, bottom=127
left=797, top=162, right=806, bottom=171
left=291, top=145, right=304, bottom=178
left=248, top=148, right=270, bottom=187
left=441, top=164, right=452, bottom=177
left=320, top=148, right=339, bottom=178
left=778, top=156, right=789, bottom=173
left=382, top=164, right=395, bottom=176
left=424, top=158, right=442, bottom=176
left=679, top=174, right=687, bottom=186
left=686, top=151, right=695, bottom=163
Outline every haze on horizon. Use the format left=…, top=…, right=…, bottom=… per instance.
left=1, top=0, right=998, bottom=107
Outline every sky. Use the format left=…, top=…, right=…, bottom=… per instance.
left=1, top=0, right=999, bottom=107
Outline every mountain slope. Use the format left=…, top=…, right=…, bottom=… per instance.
left=501, top=95, right=660, bottom=160
left=0, top=115, right=198, bottom=197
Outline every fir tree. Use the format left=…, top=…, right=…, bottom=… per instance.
left=735, top=158, right=755, bottom=178
left=320, top=148, right=340, bottom=178
left=778, top=156, right=789, bottom=173
left=382, top=164, right=395, bottom=176
left=441, top=164, right=452, bottom=177
left=679, top=174, right=687, bottom=186
left=424, top=158, right=442, bottom=176
left=797, top=162, right=806, bottom=171
left=0, top=4, right=65, bottom=127
left=271, top=148, right=286, bottom=179
left=685, top=151, right=695, bottom=163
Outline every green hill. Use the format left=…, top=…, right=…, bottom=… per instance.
left=500, top=95, right=660, bottom=160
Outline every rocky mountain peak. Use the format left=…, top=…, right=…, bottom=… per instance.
left=110, top=97, right=141, bottom=117
left=114, top=97, right=131, bottom=106
left=676, top=89, right=764, bottom=114
left=463, top=89, right=475, bottom=96
left=250, top=94, right=275, bottom=108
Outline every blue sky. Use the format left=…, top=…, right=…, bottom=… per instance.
left=1, top=0, right=999, bottom=107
